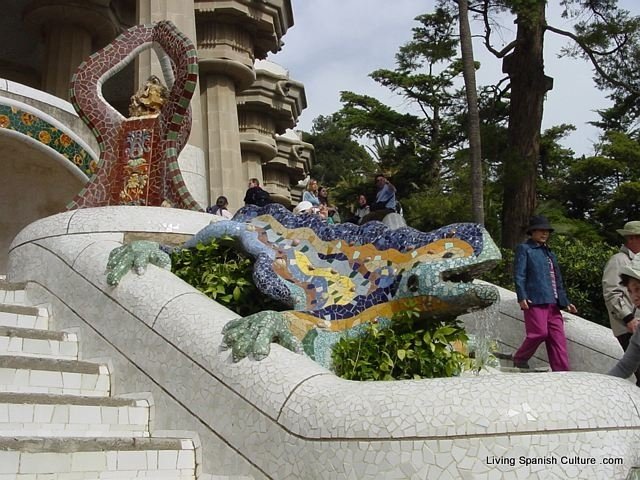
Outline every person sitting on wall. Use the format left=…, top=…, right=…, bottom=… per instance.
left=302, top=178, right=321, bottom=207
left=293, top=201, right=335, bottom=225
left=360, top=174, right=396, bottom=224
left=206, top=196, right=233, bottom=219
left=318, top=186, right=340, bottom=224
left=346, top=194, right=370, bottom=225
left=243, top=178, right=271, bottom=207
left=293, top=200, right=315, bottom=216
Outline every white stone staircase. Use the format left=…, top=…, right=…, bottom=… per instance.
left=0, top=279, right=200, bottom=479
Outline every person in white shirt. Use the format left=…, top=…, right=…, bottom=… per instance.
left=207, top=196, right=233, bottom=219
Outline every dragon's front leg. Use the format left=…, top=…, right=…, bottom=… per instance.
left=106, top=241, right=171, bottom=286
left=221, top=311, right=302, bottom=361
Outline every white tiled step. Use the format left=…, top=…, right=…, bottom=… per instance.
left=0, top=436, right=196, bottom=478
left=0, top=303, right=48, bottom=330
left=0, top=356, right=110, bottom=397
left=199, top=475, right=255, bottom=480
left=0, top=326, right=78, bottom=360
left=0, top=280, right=27, bottom=306
left=0, top=392, right=150, bottom=437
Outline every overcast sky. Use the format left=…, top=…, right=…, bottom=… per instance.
left=268, top=0, right=640, bottom=157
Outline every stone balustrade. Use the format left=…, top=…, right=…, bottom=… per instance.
left=7, top=206, right=640, bottom=479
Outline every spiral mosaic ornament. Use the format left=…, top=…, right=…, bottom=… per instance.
left=106, top=204, right=501, bottom=368
left=68, top=20, right=200, bottom=210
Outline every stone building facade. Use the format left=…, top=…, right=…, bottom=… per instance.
left=0, top=0, right=313, bottom=271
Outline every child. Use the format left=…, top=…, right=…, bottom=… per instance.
left=512, top=215, right=577, bottom=371
left=609, top=258, right=640, bottom=382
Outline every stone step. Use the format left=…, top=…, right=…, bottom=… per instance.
left=0, top=436, right=196, bottom=478
left=0, top=303, right=48, bottom=330
left=0, top=356, right=110, bottom=396
left=199, top=475, right=255, bottom=480
left=0, top=392, right=149, bottom=437
left=0, top=280, right=27, bottom=306
left=0, top=325, right=78, bottom=360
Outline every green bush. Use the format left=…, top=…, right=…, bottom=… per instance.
left=331, top=306, right=470, bottom=381
left=481, top=247, right=514, bottom=289
left=481, top=236, right=617, bottom=327
left=171, top=237, right=286, bottom=317
left=553, top=236, right=618, bottom=326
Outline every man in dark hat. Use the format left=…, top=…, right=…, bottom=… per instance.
left=602, top=220, right=640, bottom=386
left=512, top=215, right=577, bottom=371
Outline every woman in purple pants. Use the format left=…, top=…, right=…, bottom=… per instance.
left=512, top=216, right=577, bottom=371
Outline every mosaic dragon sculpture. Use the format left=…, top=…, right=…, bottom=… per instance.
left=107, top=204, right=501, bottom=368
left=68, top=20, right=200, bottom=210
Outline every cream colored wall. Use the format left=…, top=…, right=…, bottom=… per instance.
left=0, top=132, right=84, bottom=272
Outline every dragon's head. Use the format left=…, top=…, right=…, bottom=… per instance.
left=392, top=225, right=501, bottom=319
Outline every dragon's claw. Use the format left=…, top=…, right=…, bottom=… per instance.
left=221, top=311, right=302, bottom=361
left=106, top=240, right=171, bottom=286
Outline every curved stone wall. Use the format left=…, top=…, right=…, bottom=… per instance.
left=7, top=206, right=640, bottom=479
left=0, top=79, right=99, bottom=158
left=0, top=82, right=100, bottom=272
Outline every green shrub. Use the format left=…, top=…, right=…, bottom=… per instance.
left=481, top=236, right=617, bottom=327
left=331, top=306, right=470, bottom=381
left=171, top=237, right=286, bottom=317
left=553, top=236, right=618, bottom=326
left=481, top=248, right=514, bottom=289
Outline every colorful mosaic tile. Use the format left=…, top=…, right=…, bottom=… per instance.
left=183, top=204, right=502, bottom=367
left=67, top=21, right=201, bottom=210
left=0, top=104, right=95, bottom=176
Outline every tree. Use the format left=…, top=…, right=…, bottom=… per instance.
left=470, top=0, right=640, bottom=248
left=535, top=129, right=640, bottom=243
left=456, top=0, right=484, bottom=224
left=337, top=8, right=470, bottom=198
left=302, top=115, right=376, bottom=187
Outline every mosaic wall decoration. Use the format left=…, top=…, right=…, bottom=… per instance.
left=182, top=205, right=502, bottom=367
left=0, top=103, right=95, bottom=176
left=112, top=118, right=157, bottom=205
left=67, top=21, right=201, bottom=210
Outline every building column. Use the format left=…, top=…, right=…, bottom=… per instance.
left=204, top=75, right=245, bottom=209
left=237, top=60, right=308, bottom=206
left=42, top=26, right=92, bottom=99
left=136, top=0, right=207, bottom=209
left=273, top=132, right=314, bottom=206
left=24, top=0, right=119, bottom=100
left=196, top=0, right=293, bottom=209
left=242, top=151, right=265, bottom=184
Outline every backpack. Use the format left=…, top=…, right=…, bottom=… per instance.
left=254, top=188, right=271, bottom=207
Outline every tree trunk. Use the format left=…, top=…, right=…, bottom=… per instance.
left=457, top=0, right=484, bottom=225
left=500, top=2, right=552, bottom=248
